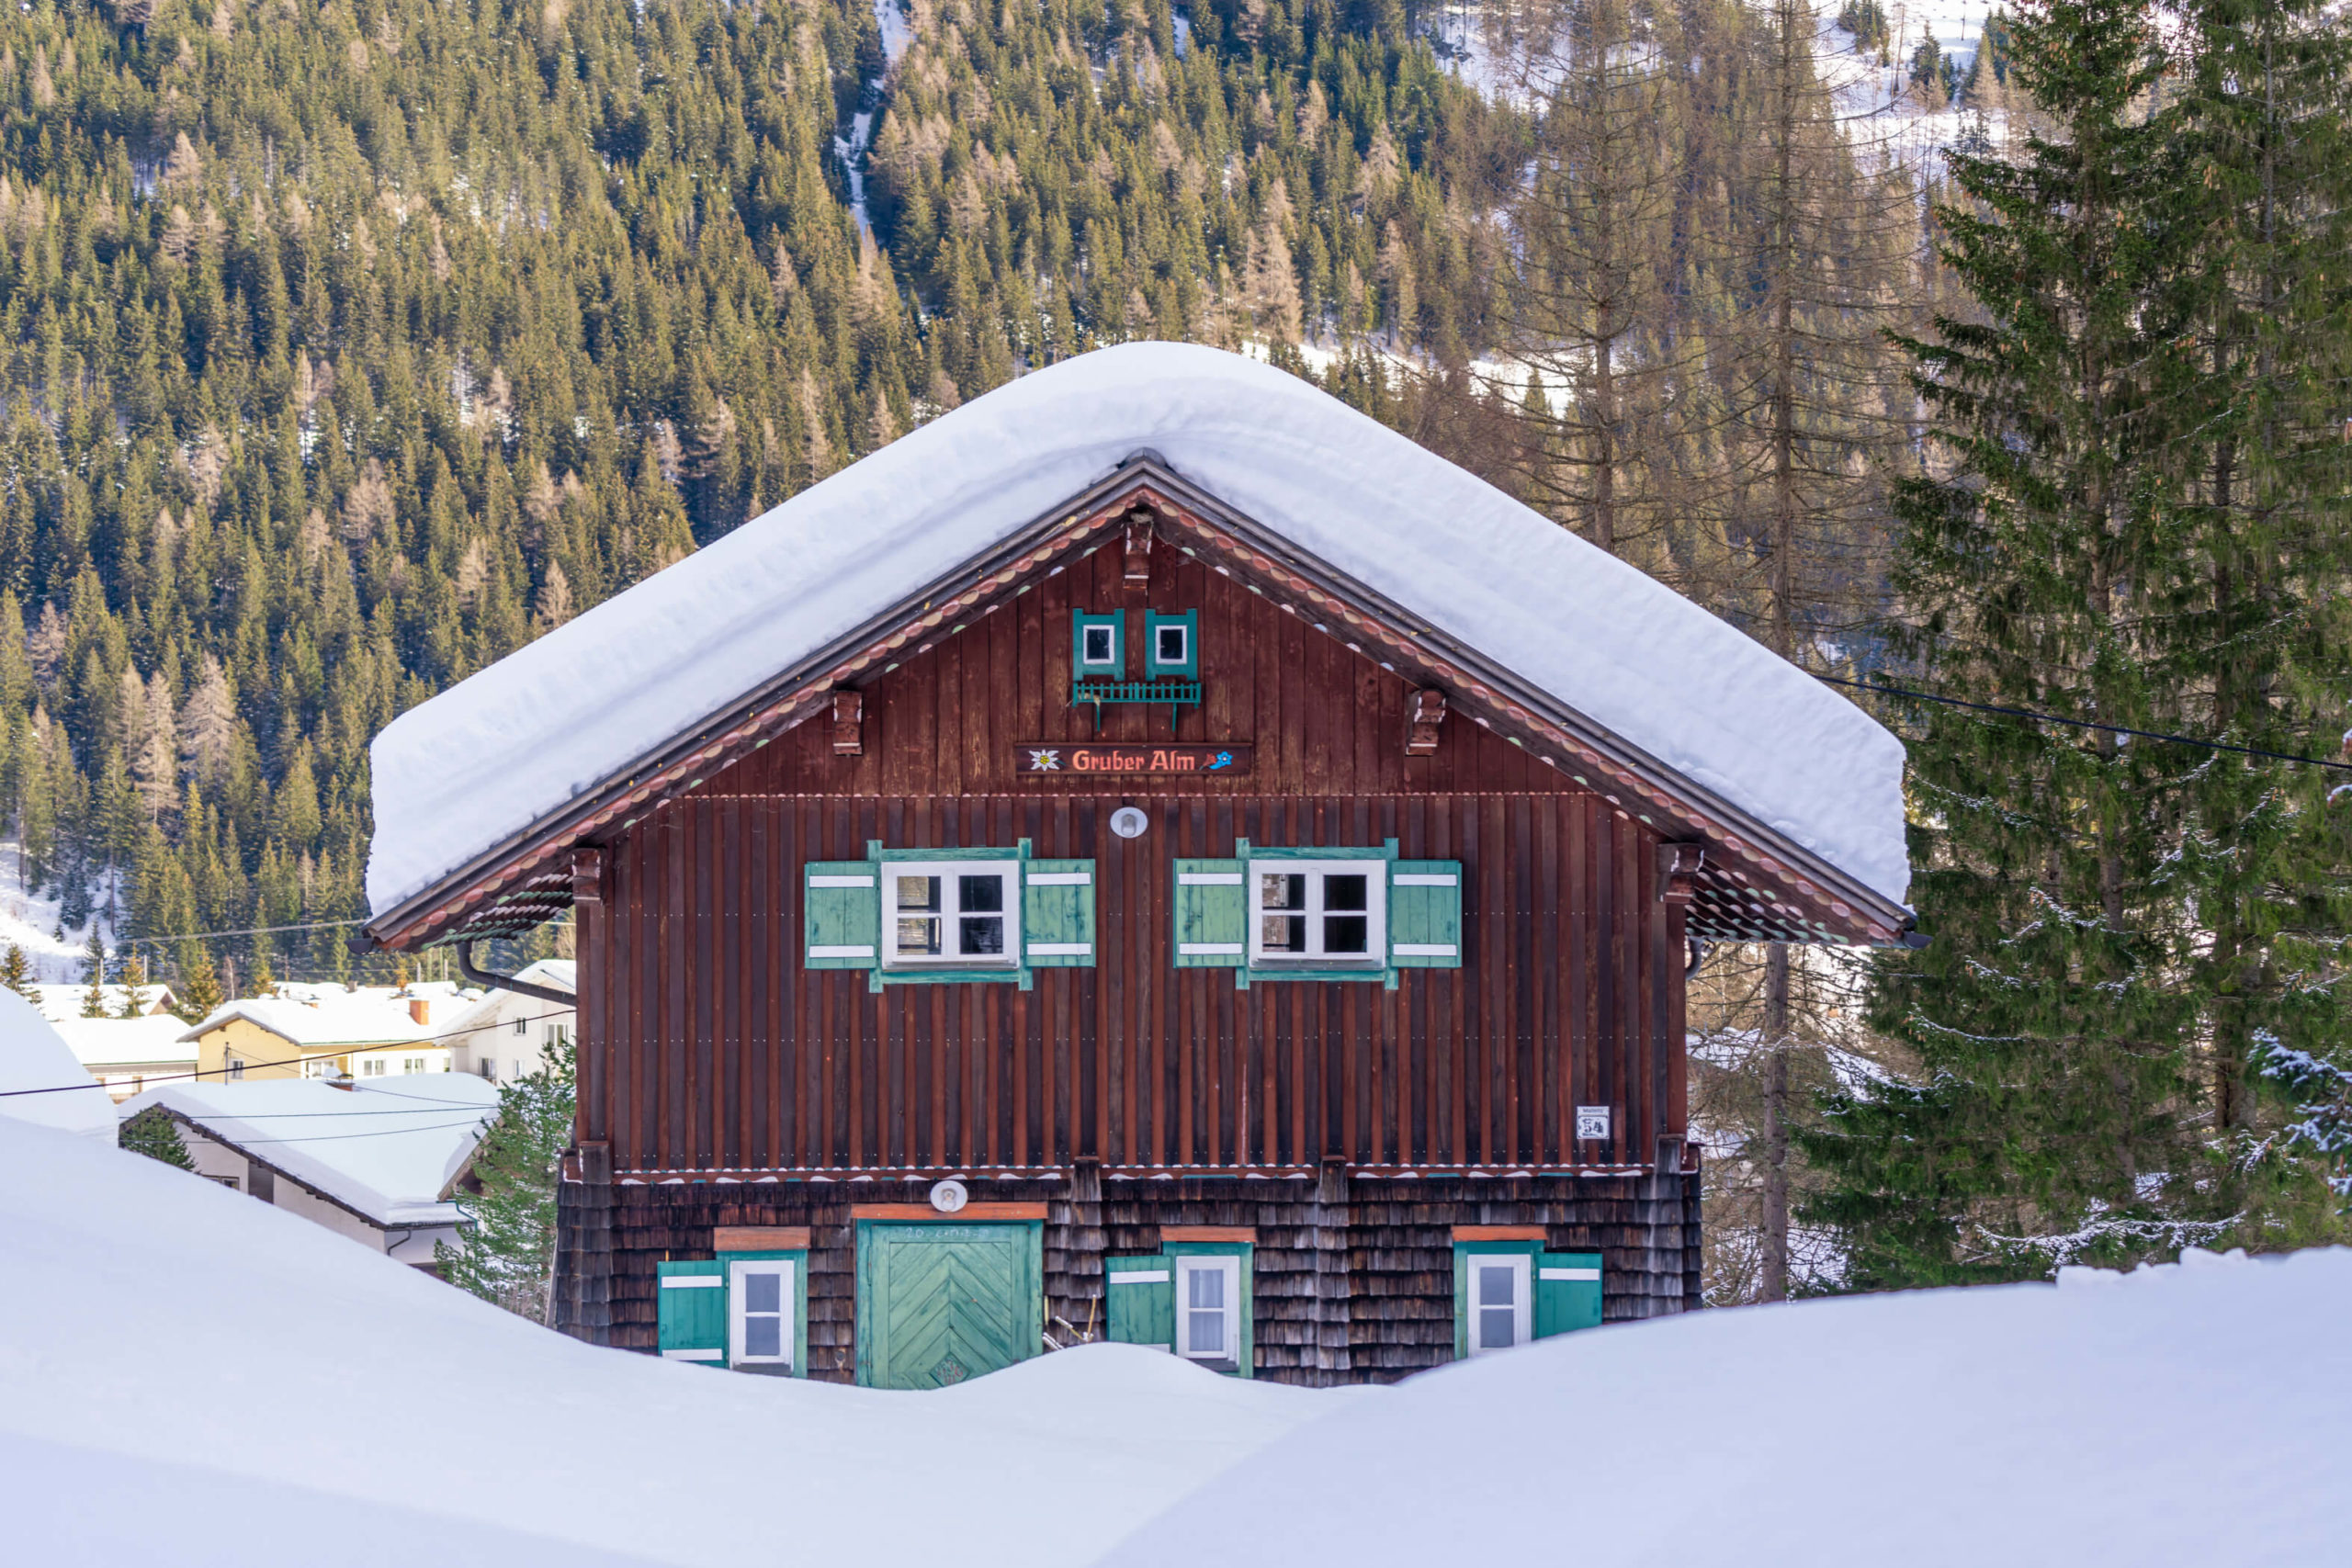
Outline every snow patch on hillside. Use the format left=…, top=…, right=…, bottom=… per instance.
left=0, top=839, right=109, bottom=983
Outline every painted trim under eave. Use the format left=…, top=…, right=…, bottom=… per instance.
left=368, top=457, right=1910, bottom=950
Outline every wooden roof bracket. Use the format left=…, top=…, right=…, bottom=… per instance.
left=1658, top=842, right=1704, bottom=908
left=1122, top=507, right=1156, bottom=588
left=831, top=689, right=864, bottom=756
left=1406, top=687, right=1447, bottom=755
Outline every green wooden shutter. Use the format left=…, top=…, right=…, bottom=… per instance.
left=1104, top=1255, right=1174, bottom=1349
left=805, top=861, right=879, bottom=969
left=1144, top=610, right=1199, bottom=678
left=1173, top=859, right=1247, bottom=967
left=1389, top=860, right=1464, bottom=968
left=1535, top=1251, right=1603, bottom=1338
left=657, top=1259, right=728, bottom=1363
left=1023, top=860, right=1096, bottom=967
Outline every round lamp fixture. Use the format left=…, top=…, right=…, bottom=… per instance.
left=929, top=1178, right=969, bottom=1213
left=1110, top=807, right=1149, bottom=840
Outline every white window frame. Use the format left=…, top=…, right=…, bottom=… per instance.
left=1150, top=620, right=1191, bottom=671
left=1078, top=623, right=1120, bottom=671
left=728, top=1258, right=795, bottom=1370
left=882, top=860, right=1022, bottom=969
left=1247, top=859, right=1386, bottom=967
left=1465, top=1252, right=1532, bottom=1356
left=1174, top=1254, right=1242, bottom=1368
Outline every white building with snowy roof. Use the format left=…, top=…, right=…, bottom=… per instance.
left=117, top=1074, right=499, bottom=1266
left=180, top=981, right=481, bottom=1084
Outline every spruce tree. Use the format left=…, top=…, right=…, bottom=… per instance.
left=1804, top=0, right=2352, bottom=1281
left=0, top=944, right=33, bottom=1000
left=80, top=928, right=108, bottom=1017
left=120, top=1106, right=197, bottom=1171
left=437, top=1032, right=576, bottom=1324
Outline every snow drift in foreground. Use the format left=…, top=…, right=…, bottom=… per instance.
left=368, top=343, right=1909, bottom=919
left=1103, top=1248, right=2352, bottom=1568
left=0, top=1117, right=1343, bottom=1568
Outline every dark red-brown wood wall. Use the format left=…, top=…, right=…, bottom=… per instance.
left=573, top=541, right=1688, bottom=1176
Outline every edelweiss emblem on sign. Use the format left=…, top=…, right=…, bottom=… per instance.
left=1027, top=749, right=1062, bottom=771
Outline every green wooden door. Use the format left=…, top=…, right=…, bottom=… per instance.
left=855, top=1221, right=1042, bottom=1389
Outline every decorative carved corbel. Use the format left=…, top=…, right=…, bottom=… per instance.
left=1407, top=688, right=1447, bottom=755
left=1122, top=509, right=1156, bottom=586
left=831, top=689, right=864, bottom=756
left=1657, top=841, right=1704, bottom=908
left=571, top=846, right=606, bottom=908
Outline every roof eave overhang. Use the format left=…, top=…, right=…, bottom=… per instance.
left=368, top=456, right=1911, bottom=950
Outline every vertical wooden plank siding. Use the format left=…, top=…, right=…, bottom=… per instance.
left=576, top=793, right=1681, bottom=1178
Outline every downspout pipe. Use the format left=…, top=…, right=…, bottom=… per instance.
left=455, top=939, right=578, bottom=1010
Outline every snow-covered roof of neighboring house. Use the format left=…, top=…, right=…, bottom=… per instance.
left=366, top=343, right=1910, bottom=938
left=52, top=1013, right=198, bottom=1069
left=177, top=985, right=482, bottom=1050
left=0, top=987, right=119, bottom=1143
left=28, top=982, right=178, bottom=1024
left=117, top=1076, right=499, bottom=1227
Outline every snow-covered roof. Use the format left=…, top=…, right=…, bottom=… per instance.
left=178, top=984, right=481, bottom=1049
left=367, top=343, right=1909, bottom=922
left=0, top=987, right=117, bottom=1143
left=52, top=1013, right=198, bottom=1068
left=28, top=982, right=177, bottom=1024
left=117, top=1076, right=499, bottom=1226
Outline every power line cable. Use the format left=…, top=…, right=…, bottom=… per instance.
left=1816, top=673, right=2352, bottom=774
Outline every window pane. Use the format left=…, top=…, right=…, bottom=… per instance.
left=957, top=915, right=1005, bottom=956
left=959, top=874, right=1005, bottom=913
left=1323, top=915, right=1370, bottom=954
left=1156, top=626, right=1187, bottom=662
left=1324, top=874, right=1369, bottom=912
left=1188, top=1267, right=1225, bottom=1311
left=1082, top=626, right=1114, bottom=663
left=1479, top=1306, right=1516, bottom=1349
left=1260, top=872, right=1306, bottom=909
left=745, top=1316, right=782, bottom=1358
left=897, top=916, right=942, bottom=955
left=745, top=1272, right=782, bottom=1313
left=1478, top=1262, right=1517, bottom=1307
left=1187, top=1305, right=1225, bottom=1355
left=1260, top=913, right=1307, bottom=953
left=895, top=874, right=941, bottom=911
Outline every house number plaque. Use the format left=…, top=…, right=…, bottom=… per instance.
left=1017, top=744, right=1251, bottom=776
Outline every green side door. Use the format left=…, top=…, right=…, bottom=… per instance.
left=855, top=1221, right=1043, bottom=1389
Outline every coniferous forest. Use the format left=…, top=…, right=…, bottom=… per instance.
left=6, top=0, right=2352, bottom=1286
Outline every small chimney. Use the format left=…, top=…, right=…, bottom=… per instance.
left=328, top=1071, right=356, bottom=1092
left=409, top=998, right=430, bottom=1026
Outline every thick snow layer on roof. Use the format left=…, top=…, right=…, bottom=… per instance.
left=0, top=1116, right=1343, bottom=1566
left=53, top=1013, right=198, bottom=1067
left=178, top=984, right=480, bottom=1048
left=1104, top=1247, right=2352, bottom=1568
left=368, top=344, right=1909, bottom=919
left=0, top=987, right=116, bottom=1142
left=117, top=1076, right=499, bottom=1224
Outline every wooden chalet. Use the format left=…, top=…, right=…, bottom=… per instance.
left=364, top=344, right=1912, bottom=1386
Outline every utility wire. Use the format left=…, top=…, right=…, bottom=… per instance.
left=0, top=1005, right=577, bottom=1100
left=1817, top=673, right=2352, bottom=775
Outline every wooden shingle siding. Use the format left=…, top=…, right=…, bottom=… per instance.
left=558, top=1170, right=1702, bottom=1384
left=575, top=791, right=1680, bottom=1177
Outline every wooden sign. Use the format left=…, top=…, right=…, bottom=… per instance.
left=1016, top=744, right=1250, bottom=776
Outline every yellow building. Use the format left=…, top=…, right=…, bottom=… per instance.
left=184, top=982, right=481, bottom=1082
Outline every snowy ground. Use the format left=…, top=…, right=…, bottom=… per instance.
left=6, top=1109, right=2345, bottom=1565
left=0, top=838, right=105, bottom=982
left=0, top=1115, right=1347, bottom=1567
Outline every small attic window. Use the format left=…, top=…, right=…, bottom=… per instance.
left=1072, top=611, right=1124, bottom=681
left=1084, top=625, right=1117, bottom=664
left=1145, top=610, right=1198, bottom=679
left=1155, top=622, right=1188, bottom=667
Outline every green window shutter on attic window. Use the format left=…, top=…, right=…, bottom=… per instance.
left=1535, top=1251, right=1604, bottom=1337
left=1173, top=860, right=1246, bottom=967
left=1073, top=610, right=1124, bottom=681
left=1104, top=1255, right=1174, bottom=1349
left=1023, top=860, right=1096, bottom=966
left=1389, top=860, right=1464, bottom=968
left=657, top=1259, right=727, bottom=1363
left=805, top=862, right=879, bottom=969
